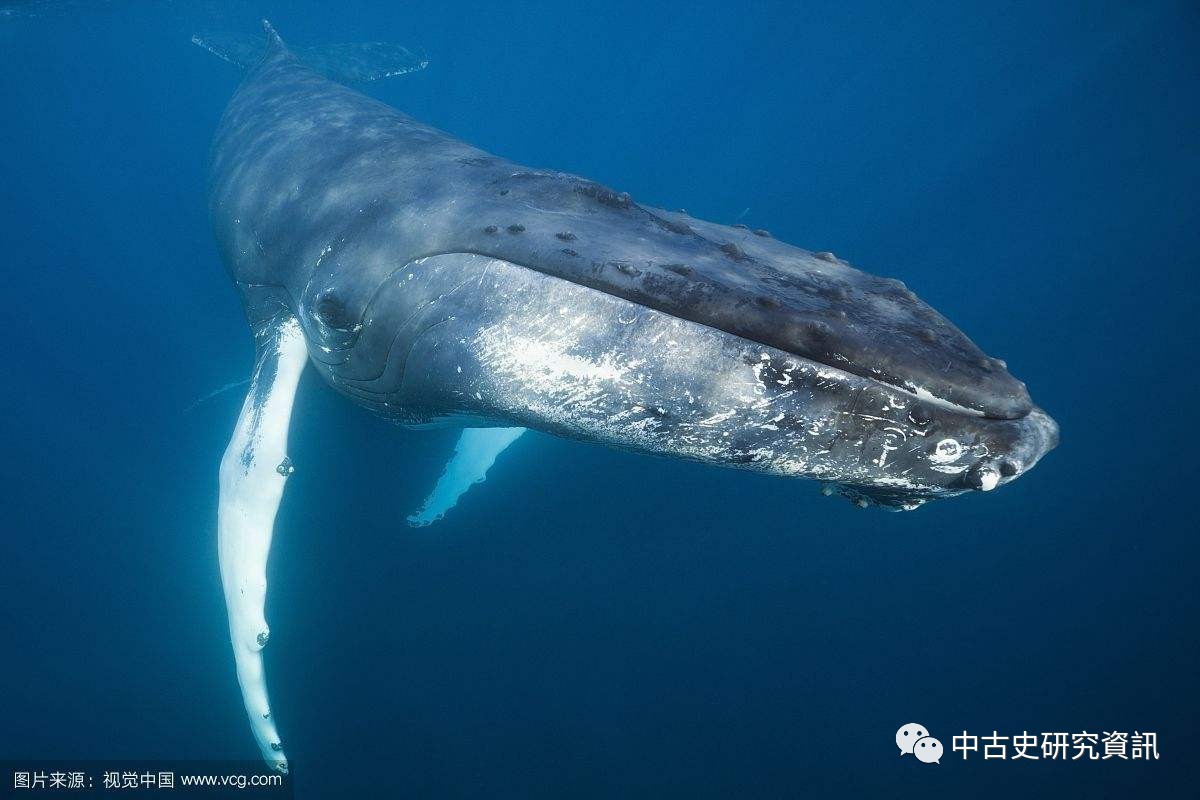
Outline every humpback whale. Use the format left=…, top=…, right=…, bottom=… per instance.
left=198, top=22, right=1058, bottom=771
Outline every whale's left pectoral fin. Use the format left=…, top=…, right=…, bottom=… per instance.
left=407, top=427, right=527, bottom=527
left=217, top=315, right=308, bottom=774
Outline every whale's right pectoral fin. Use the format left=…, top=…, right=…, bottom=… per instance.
left=218, top=315, right=309, bottom=774
left=407, top=427, right=527, bottom=527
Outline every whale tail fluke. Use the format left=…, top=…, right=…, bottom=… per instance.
left=191, top=19, right=427, bottom=84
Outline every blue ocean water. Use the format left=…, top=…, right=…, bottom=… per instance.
left=1, top=1, right=1197, bottom=796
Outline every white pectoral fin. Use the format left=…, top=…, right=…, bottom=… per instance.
left=407, top=427, right=527, bottom=527
left=217, top=316, right=308, bottom=774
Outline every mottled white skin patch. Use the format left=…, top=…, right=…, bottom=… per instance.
left=407, top=427, right=526, bottom=526
left=217, top=316, right=307, bottom=774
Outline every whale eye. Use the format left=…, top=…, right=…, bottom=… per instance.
left=314, top=290, right=353, bottom=330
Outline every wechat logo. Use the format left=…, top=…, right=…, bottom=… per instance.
left=897, top=722, right=943, bottom=764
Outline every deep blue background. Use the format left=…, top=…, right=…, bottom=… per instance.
left=2, top=1, right=1197, bottom=796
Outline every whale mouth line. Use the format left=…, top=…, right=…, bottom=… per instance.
left=899, top=384, right=988, bottom=418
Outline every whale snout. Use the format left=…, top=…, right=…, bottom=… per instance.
left=1038, top=409, right=1061, bottom=450
left=828, top=402, right=1058, bottom=509
left=963, top=407, right=1058, bottom=493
